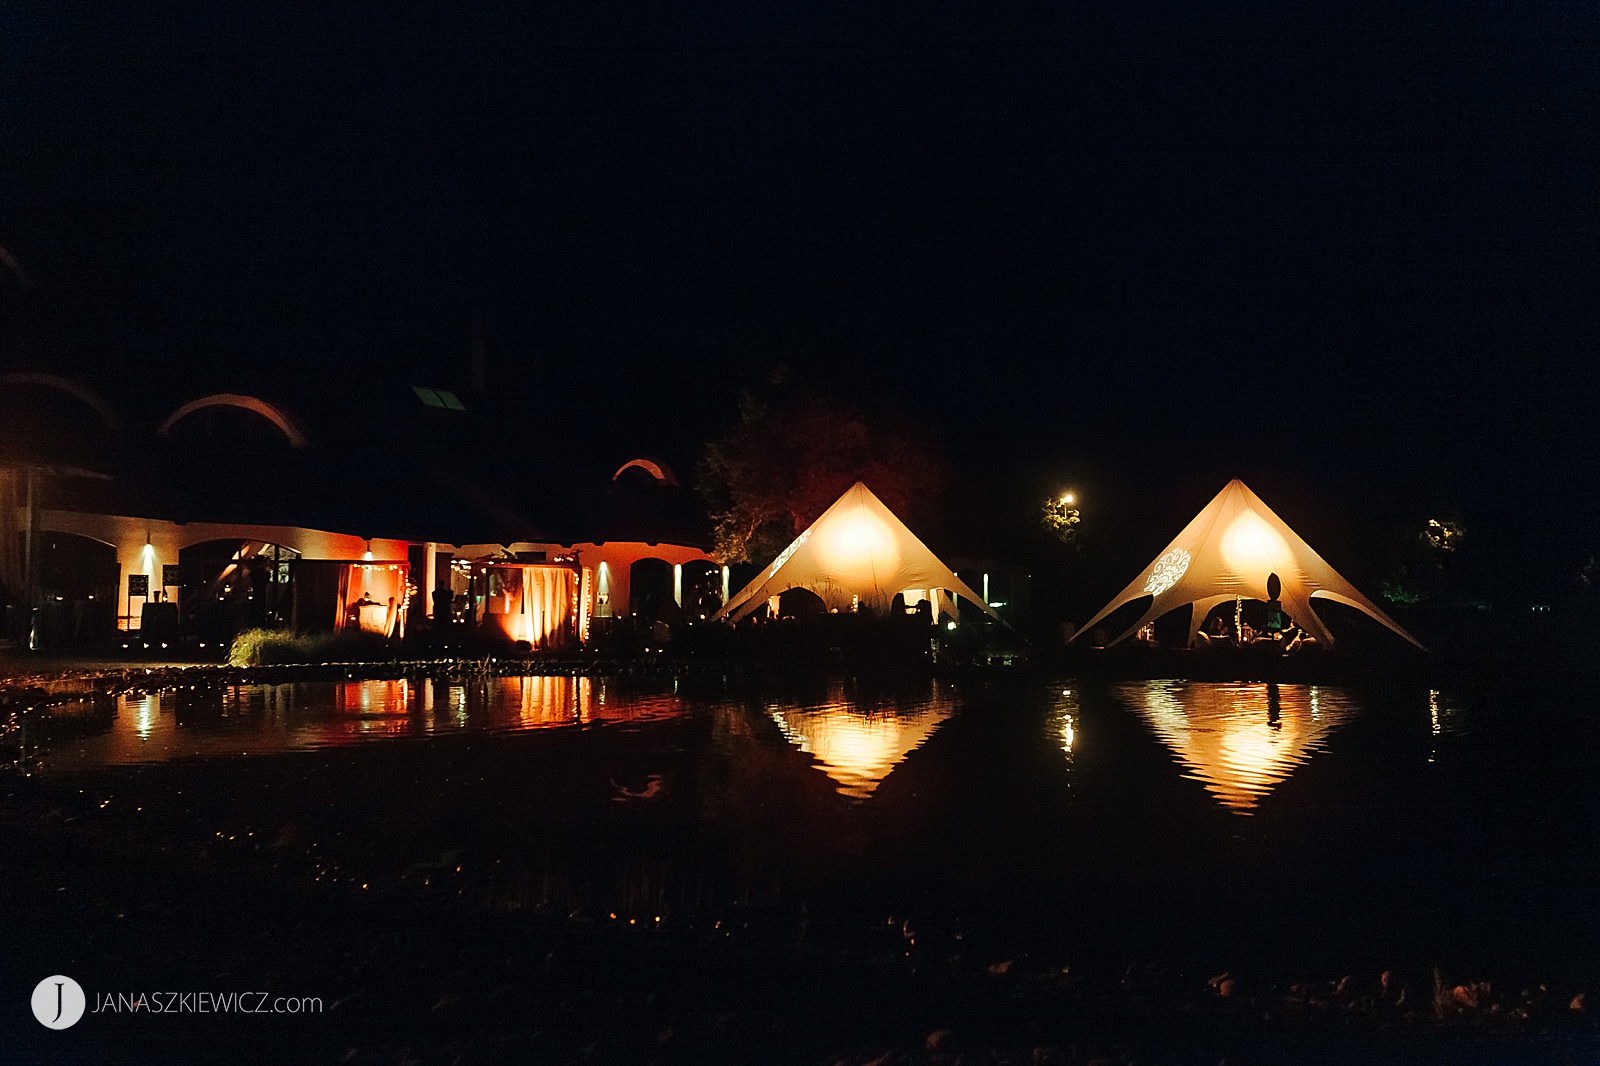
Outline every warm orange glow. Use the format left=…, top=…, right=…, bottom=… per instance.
left=768, top=695, right=951, bottom=798
left=479, top=564, right=579, bottom=648
left=578, top=567, right=593, bottom=641
left=1220, top=510, right=1291, bottom=575
left=340, top=563, right=408, bottom=636
left=817, top=508, right=901, bottom=588
left=1055, top=688, right=1079, bottom=757
left=1131, top=681, right=1355, bottom=813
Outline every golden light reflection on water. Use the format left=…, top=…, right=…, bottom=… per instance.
left=134, top=694, right=156, bottom=742
left=1125, top=680, right=1357, bottom=814
left=1054, top=688, right=1079, bottom=758
left=41, top=677, right=691, bottom=769
left=766, top=683, right=954, bottom=799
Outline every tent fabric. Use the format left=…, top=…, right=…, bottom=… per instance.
left=1074, top=479, right=1423, bottom=650
left=714, top=482, right=999, bottom=623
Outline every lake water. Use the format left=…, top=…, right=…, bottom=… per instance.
left=26, top=671, right=1600, bottom=988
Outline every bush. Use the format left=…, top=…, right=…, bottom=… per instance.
left=228, top=628, right=301, bottom=667
left=227, top=628, right=396, bottom=667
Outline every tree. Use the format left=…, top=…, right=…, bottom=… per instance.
left=1382, top=514, right=1470, bottom=605
left=1040, top=490, right=1083, bottom=549
left=697, top=379, right=945, bottom=564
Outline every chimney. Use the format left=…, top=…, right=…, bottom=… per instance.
left=469, top=307, right=486, bottom=394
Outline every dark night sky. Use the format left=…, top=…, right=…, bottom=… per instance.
left=2, top=3, right=1596, bottom=576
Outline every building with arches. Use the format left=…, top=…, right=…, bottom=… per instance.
left=0, top=372, right=714, bottom=649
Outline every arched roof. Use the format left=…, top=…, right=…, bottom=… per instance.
left=0, top=244, right=31, bottom=288
left=612, top=457, right=679, bottom=485
left=0, top=371, right=121, bottom=432
left=160, top=393, right=311, bottom=448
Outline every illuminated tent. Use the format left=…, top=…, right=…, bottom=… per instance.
left=1074, top=479, right=1423, bottom=649
left=714, top=482, right=999, bottom=624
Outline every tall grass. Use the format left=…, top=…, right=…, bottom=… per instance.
left=227, top=628, right=392, bottom=667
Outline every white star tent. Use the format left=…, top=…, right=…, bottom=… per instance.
left=714, top=481, right=1000, bottom=624
left=1074, top=479, right=1423, bottom=650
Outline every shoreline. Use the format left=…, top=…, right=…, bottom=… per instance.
left=1, top=640, right=1581, bottom=705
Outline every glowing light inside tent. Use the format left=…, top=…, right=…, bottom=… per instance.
left=1144, top=548, right=1191, bottom=595
left=818, top=508, right=900, bottom=587
left=1220, top=511, right=1292, bottom=575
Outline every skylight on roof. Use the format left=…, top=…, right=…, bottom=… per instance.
left=412, top=386, right=466, bottom=411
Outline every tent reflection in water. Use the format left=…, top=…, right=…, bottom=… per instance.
left=714, top=481, right=999, bottom=625
left=1131, top=680, right=1358, bottom=813
left=1074, top=479, right=1423, bottom=650
left=766, top=691, right=954, bottom=799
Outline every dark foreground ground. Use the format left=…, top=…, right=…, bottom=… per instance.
left=4, top=761, right=1598, bottom=1066
left=3, top=650, right=1599, bottom=1065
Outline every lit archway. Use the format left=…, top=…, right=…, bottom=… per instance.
left=179, top=539, right=302, bottom=641
left=680, top=559, right=724, bottom=620
left=629, top=558, right=675, bottom=621
left=30, top=531, right=119, bottom=644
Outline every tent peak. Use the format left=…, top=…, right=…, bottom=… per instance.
left=714, top=481, right=998, bottom=625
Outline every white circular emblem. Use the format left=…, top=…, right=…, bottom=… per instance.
left=1143, top=548, right=1191, bottom=596
left=32, top=975, right=86, bottom=1029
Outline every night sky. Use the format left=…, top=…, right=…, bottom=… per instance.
left=2, top=4, right=1596, bottom=579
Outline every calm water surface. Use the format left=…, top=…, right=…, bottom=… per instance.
left=30, top=671, right=1600, bottom=983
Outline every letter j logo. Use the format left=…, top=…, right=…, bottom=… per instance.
left=31, top=975, right=86, bottom=1029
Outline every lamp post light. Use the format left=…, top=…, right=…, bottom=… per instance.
left=1042, top=488, right=1082, bottom=547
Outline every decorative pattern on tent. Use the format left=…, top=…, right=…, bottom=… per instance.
left=713, top=482, right=999, bottom=624
left=1074, top=479, right=1423, bottom=649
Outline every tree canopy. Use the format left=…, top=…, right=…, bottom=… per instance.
left=697, top=381, right=944, bottom=565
